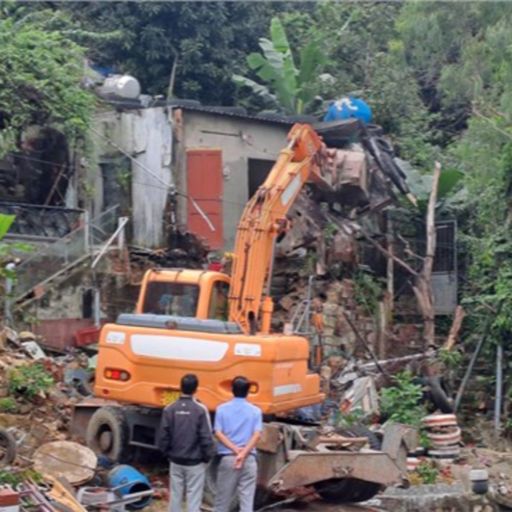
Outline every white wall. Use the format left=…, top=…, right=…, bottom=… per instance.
left=93, top=107, right=290, bottom=250
left=94, top=107, right=173, bottom=247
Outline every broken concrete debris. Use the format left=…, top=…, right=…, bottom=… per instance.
left=0, top=324, right=158, bottom=512
left=33, top=441, right=97, bottom=486
left=0, top=327, right=94, bottom=456
left=21, top=341, right=46, bottom=360
left=0, top=321, right=505, bottom=511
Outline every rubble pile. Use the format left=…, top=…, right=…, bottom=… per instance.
left=273, top=260, right=425, bottom=358
left=0, top=326, right=94, bottom=462
left=0, top=326, right=160, bottom=512
left=317, top=355, right=512, bottom=510
left=273, top=273, right=377, bottom=358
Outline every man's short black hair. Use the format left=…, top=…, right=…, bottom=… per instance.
left=181, top=374, right=198, bottom=395
left=232, top=376, right=250, bottom=398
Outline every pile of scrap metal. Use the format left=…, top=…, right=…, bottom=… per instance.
left=318, top=350, right=454, bottom=415
left=291, top=345, right=456, bottom=430
left=294, top=354, right=382, bottom=424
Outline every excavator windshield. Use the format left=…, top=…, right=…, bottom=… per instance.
left=142, top=282, right=199, bottom=317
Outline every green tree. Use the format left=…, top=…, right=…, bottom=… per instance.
left=281, top=3, right=436, bottom=165
left=0, top=6, right=95, bottom=154
left=63, top=2, right=284, bottom=106
left=410, top=5, right=512, bottom=409
left=397, top=3, right=512, bottom=143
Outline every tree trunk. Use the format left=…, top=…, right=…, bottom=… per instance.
left=167, top=49, right=179, bottom=99
left=413, top=161, right=441, bottom=348
left=444, top=305, right=465, bottom=351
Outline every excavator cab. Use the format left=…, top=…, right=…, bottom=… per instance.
left=136, top=269, right=230, bottom=321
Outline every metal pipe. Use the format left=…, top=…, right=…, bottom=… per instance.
left=93, top=287, right=101, bottom=328
left=359, top=350, right=433, bottom=371
left=91, top=216, right=129, bottom=269
left=454, top=314, right=495, bottom=411
left=495, top=342, right=503, bottom=433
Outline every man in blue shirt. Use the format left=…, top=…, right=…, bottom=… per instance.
left=214, top=376, right=263, bottom=512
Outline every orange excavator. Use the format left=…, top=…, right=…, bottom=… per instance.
left=75, top=123, right=415, bottom=505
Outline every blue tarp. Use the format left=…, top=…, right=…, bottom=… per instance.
left=324, top=97, right=373, bottom=124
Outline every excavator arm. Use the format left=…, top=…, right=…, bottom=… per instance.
left=228, top=124, right=332, bottom=335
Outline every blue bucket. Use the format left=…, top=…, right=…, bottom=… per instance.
left=107, top=465, right=152, bottom=509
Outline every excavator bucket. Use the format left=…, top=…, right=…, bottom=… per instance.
left=311, top=119, right=416, bottom=208
left=259, top=422, right=417, bottom=504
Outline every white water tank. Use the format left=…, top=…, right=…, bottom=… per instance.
left=99, top=75, right=141, bottom=99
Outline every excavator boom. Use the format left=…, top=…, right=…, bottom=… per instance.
left=228, top=124, right=331, bottom=334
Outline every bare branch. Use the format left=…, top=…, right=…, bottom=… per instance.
left=444, top=305, right=465, bottom=351
left=396, top=234, right=425, bottom=262
left=359, top=230, right=419, bottom=277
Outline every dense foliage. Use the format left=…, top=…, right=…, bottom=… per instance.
left=380, top=371, right=426, bottom=428
left=233, top=17, right=327, bottom=115
left=0, top=6, right=95, bottom=154
left=5, top=1, right=512, bottom=398
left=64, top=2, right=284, bottom=105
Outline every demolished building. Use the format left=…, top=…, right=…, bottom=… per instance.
left=1, top=97, right=456, bottom=355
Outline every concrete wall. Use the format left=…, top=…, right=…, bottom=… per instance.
left=94, top=107, right=173, bottom=248
left=93, top=106, right=289, bottom=250
left=176, top=110, right=290, bottom=250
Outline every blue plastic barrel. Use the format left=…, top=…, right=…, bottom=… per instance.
left=107, top=465, right=152, bottom=509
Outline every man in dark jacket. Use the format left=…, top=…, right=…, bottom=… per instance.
left=159, top=374, right=215, bottom=512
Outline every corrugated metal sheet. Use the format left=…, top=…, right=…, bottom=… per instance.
left=101, top=97, right=296, bottom=125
